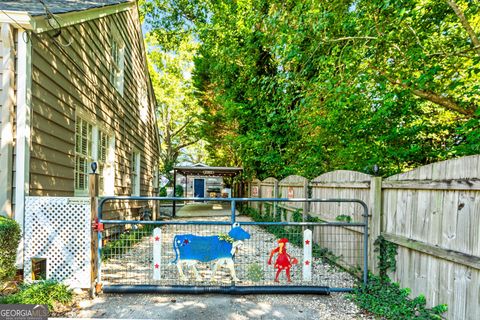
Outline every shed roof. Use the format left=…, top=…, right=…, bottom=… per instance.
left=173, top=166, right=243, bottom=177
left=0, top=0, right=130, bottom=16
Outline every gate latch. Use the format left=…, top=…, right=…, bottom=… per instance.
left=92, top=218, right=104, bottom=232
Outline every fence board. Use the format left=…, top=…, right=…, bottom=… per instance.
left=249, top=155, right=480, bottom=320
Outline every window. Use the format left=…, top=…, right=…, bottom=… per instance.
left=131, top=151, right=141, bottom=196
left=138, top=84, right=149, bottom=123
left=110, top=25, right=125, bottom=95
left=97, top=130, right=115, bottom=195
left=74, top=115, right=115, bottom=196
left=75, top=118, right=93, bottom=194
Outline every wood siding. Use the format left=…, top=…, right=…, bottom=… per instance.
left=29, top=5, right=159, bottom=198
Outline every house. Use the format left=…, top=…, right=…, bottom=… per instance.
left=0, top=0, right=160, bottom=270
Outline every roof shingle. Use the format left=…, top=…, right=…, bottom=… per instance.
left=0, top=0, right=130, bottom=16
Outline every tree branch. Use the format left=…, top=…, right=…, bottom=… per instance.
left=176, top=138, right=200, bottom=150
left=446, top=0, right=480, bottom=56
left=323, top=36, right=377, bottom=42
left=370, top=65, right=475, bottom=116
left=171, top=117, right=193, bottom=138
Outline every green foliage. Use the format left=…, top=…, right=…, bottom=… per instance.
left=335, top=215, right=352, bottom=223
left=0, top=280, right=72, bottom=311
left=292, top=209, right=302, bottom=223
left=0, top=216, right=21, bottom=283
left=146, top=32, right=204, bottom=179
left=246, top=263, right=264, bottom=282
left=374, top=235, right=399, bottom=278
left=351, top=274, right=448, bottom=320
left=350, top=235, right=447, bottom=319
left=159, top=186, right=167, bottom=197
left=142, top=0, right=480, bottom=179
left=102, top=225, right=154, bottom=260
left=218, top=233, right=234, bottom=243
left=175, top=185, right=184, bottom=197
left=243, top=206, right=341, bottom=265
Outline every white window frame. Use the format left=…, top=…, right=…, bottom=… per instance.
left=131, top=151, right=141, bottom=196
left=110, top=23, right=125, bottom=96
left=74, top=112, right=115, bottom=196
left=95, top=128, right=115, bottom=196
left=74, top=117, right=93, bottom=196
left=138, top=84, right=149, bottom=123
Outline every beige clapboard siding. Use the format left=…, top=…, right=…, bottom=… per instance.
left=250, top=155, right=480, bottom=320
left=30, top=6, right=159, bottom=201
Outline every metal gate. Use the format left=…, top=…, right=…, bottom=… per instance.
left=96, top=197, right=368, bottom=294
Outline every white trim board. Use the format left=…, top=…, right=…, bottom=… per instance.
left=0, top=23, right=15, bottom=218
left=15, top=28, right=32, bottom=268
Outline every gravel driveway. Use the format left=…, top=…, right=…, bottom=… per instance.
left=70, top=292, right=373, bottom=319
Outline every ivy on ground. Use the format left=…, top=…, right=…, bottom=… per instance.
left=351, top=236, right=448, bottom=319
left=352, top=274, right=447, bottom=319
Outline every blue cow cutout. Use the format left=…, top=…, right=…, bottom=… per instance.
left=172, top=224, right=251, bottom=281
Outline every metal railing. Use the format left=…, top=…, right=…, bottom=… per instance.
left=97, top=197, right=368, bottom=294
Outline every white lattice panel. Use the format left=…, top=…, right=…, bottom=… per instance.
left=24, top=197, right=91, bottom=288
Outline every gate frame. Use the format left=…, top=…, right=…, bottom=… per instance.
left=96, top=197, right=369, bottom=294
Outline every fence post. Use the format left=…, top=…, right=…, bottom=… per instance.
left=369, top=176, right=382, bottom=275
left=256, top=181, right=261, bottom=215
left=89, top=172, right=99, bottom=297
left=302, top=179, right=309, bottom=222
left=273, top=180, right=279, bottom=218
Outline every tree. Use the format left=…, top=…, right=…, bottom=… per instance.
left=141, top=0, right=480, bottom=179
left=147, top=34, right=201, bottom=181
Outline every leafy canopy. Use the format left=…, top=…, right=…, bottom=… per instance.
left=141, top=0, right=479, bottom=179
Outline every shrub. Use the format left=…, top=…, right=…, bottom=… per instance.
left=0, top=216, right=21, bottom=283
left=0, top=280, right=72, bottom=311
left=247, top=263, right=264, bottom=282
left=159, top=186, right=167, bottom=197
left=175, top=185, right=184, bottom=197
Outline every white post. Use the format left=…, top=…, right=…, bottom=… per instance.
left=153, top=227, right=162, bottom=280
left=14, top=28, right=32, bottom=269
left=303, top=229, right=312, bottom=281
left=0, top=23, right=15, bottom=218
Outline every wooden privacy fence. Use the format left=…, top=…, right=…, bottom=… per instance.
left=246, top=155, right=480, bottom=320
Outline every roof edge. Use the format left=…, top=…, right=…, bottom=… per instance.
left=1, top=1, right=135, bottom=33
left=0, top=11, right=33, bottom=29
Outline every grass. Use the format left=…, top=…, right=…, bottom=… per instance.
left=0, top=280, right=72, bottom=311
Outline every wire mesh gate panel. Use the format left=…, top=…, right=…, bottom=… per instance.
left=98, top=197, right=368, bottom=294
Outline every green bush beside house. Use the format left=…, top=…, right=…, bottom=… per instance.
left=0, top=216, right=21, bottom=284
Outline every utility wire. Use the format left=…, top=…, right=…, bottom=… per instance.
left=0, top=7, right=158, bottom=147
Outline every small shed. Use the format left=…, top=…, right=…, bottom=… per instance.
left=172, top=164, right=243, bottom=217
left=173, top=164, right=243, bottom=198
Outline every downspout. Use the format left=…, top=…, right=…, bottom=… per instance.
left=15, top=28, right=32, bottom=269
